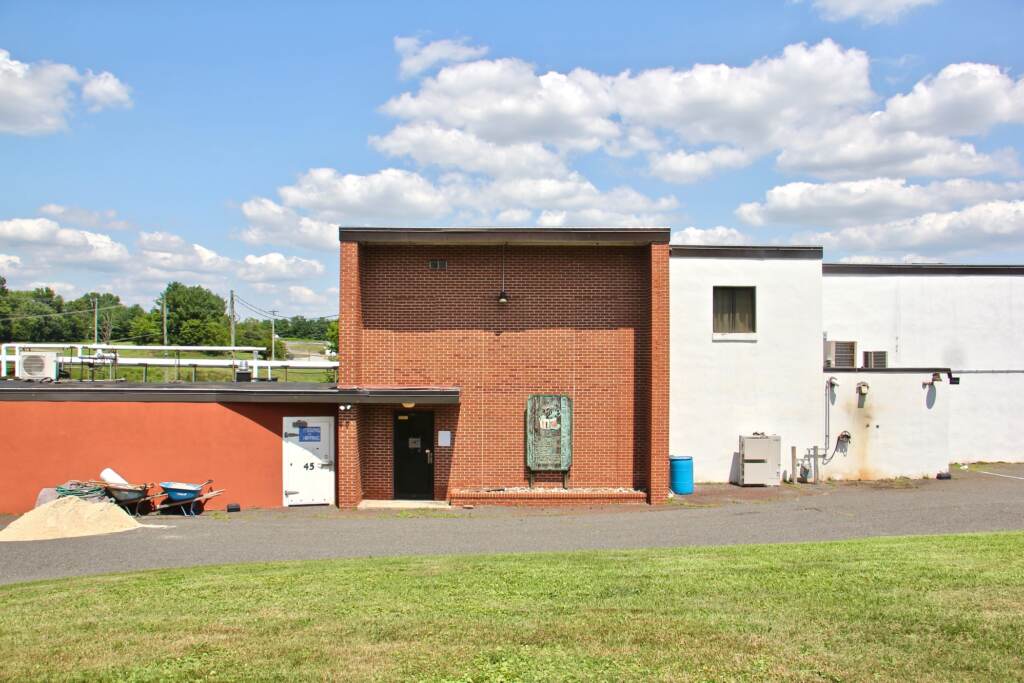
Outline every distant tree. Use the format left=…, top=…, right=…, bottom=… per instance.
left=129, top=313, right=162, bottom=344
left=0, top=276, right=11, bottom=342
left=326, top=320, right=338, bottom=353
left=7, top=288, right=69, bottom=342
left=154, top=282, right=229, bottom=345
left=178, top=319, right=229, bottom=346
left=235, top=317, right=285, bottom=358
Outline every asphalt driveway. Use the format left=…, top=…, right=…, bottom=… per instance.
left=2, top=464, right=1022, bottom=585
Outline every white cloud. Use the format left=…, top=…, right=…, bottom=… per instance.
left=494, top=208, right=533, bottom=224
left=286, top=285, right=328, bottom=306
left=383, top=57, right=620, bottom=152
left=0, top=217, right=129, bottom=265
left=838, top=253, right=942, bottom=264
left=649, top=147, right=752, bottom=183
left=238, top=198, right=337, bottom=251
left=27, top=280, right=77, bottom=296
left=279, top=167, right=450, bottom=222
left=613, top=39, right=873, bottom=152
left=394, top=36, right=488, bottom=79
left=0, top=49, right=132, bottom=134
left=804, top=0, right=939, bottom=24
left=371, top=123, right=567, bottom=178
left=39, top=203, right=130, bottom=230
left=803, top=200, right=1024, bottom=254
left=137, top=231, right=232, bottom=275
left=776, top=114, right=1017, bottom=179
left=81, top=70, right=132, bottom=112
left=238, top=253, right=324, bottom=282
left=738, top=178, right=1024, bottom=227
left=0, top=253, right=21, bottom=271
left=883, top=63, right=1024, bottom=137
left=380, top=39, right=1022, bottom=183
left=670, top=226, right=749, bottom=245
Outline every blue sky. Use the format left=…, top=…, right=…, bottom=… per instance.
left=2, top=0, right=1023, bottom=315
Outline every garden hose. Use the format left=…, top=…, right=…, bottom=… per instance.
left=55, top=482, right=105, bottom=499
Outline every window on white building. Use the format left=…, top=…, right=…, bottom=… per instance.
left=713, top=286, right=756, bottom=333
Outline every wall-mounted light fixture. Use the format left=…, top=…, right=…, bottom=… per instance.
left=856, top=381, right=869, bottom=396
left=401, top=402, right=416, bottom=408
left=922, top=372, right=943, bottom=388
left=339, top=404, right=352, bottom=412
left=497, top=243, right=510, bottom=304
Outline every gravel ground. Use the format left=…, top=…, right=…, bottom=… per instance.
left=1, top=464, right=1022, bottom=585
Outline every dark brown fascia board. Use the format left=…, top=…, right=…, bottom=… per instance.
left=335, top=387, right=461, bottom=404
left=670, top=245, right=823, bottom=260
left=824, top=367, right=952, bottom=374
left=338, top=226, right=670, bottom=246
left=824, top=367, right=958, bottom=383
left=823, top=263, right=1024, bottom=276
left=0, top=382, right=459, bottom=404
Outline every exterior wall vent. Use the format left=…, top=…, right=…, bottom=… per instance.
left=428, top=259, right=447, bottom=271
left=824, top=340, right=857, bottom=368
left=863, top=351, right=888, bottom=369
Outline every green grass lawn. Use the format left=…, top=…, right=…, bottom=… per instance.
left=2, top=533, right=1023, bottom=681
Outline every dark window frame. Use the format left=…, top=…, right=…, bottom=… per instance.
left=713, top=286, right=757, bottom=334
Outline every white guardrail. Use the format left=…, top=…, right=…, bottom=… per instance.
left=0, top=343, right=338, bottom=380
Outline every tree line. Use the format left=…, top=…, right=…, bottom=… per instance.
left=0, top=277, right=337, bottom=356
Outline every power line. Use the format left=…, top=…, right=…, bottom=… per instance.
left=0, top=304, right=122, bottom=322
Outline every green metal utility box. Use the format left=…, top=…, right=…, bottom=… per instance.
left=525, top=394, right=572, bottom=487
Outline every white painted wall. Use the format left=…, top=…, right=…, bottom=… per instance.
left=822, top=274, right=1024, bottom=369
left=823, top=372, right=949, bottom=480
left=669, top=257, right=823, bottom=483
left=823, top=273, right=1024, bottom=464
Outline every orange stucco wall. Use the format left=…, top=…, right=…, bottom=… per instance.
left=0, top=401, right=336, bottom=514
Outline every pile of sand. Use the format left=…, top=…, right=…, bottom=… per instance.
left=0, top=496, right=142, bottom=542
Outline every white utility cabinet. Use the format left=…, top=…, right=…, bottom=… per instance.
left=739, top=434, right=781, bottom=486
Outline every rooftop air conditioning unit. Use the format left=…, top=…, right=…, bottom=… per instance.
left=18, top=352, right=58, bottom=380
left=863, top=350, right=888, bottom=369
left=824, top=340, right=857, bottom=368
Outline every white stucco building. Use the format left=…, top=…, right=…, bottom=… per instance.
left=670, top=248, right=1024, bottom=484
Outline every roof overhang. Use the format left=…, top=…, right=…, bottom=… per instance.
left=335, top=386, right=461, bottom=404
left=671, top=245, right=823, bottom=260
left=339, top=226, right=669, bottom=246
left=823, top=263, right=1024, bottom=276
left=0, top=382, right=453, bottom=404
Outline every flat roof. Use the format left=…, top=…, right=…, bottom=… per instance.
left=0, top=381, right=460, bottom=404
left=823, top=263, right=1024, bottom=276
left=339, top=226, right=670, bottom=246
left=670, top=245, right=823, bottom=260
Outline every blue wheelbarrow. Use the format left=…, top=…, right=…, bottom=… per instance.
left=155, top=480, right=223, bottom=516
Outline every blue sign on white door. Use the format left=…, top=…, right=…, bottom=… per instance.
left=299, top=426, right=321, bottom=442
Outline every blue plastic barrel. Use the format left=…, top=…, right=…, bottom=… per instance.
left=669, top=455, right=694, bottom=495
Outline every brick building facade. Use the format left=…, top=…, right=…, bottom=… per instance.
left=336, top=227, right=670, bottom=506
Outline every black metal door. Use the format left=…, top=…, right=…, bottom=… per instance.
left=394, top=411, right=434, bottom=499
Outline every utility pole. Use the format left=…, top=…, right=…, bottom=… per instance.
left=92, top=296, right=98, bottom=345
left=162, top=296, right=169, bottom=383
left=229, top=289, right=236, bottom=347
left=267, top=309, right=279, bottom=380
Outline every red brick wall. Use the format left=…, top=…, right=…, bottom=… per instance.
left=647, top=243, right=670, bottom=503
left=339, top=243, right=668, bottom=502
left=0, top=401, right=336, bottom=514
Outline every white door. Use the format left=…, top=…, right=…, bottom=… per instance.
left=282, top=416, right=335, bottom=506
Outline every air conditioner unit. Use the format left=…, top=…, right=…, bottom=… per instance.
left=18, top=352, right=58, bottom=380
left=863, top=350, right=888, bottom=369
left=824, top=340, right=857, bottom=368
